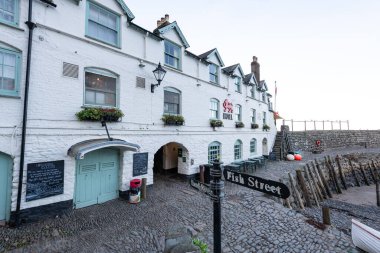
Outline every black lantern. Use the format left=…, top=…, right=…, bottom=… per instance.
left=151, top=62, right=166, bottom=93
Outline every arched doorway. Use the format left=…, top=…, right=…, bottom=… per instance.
left=262, top=138, right=268, bottom=156
left=0, top=152, right=12, bottom=222
left=153, top=142, right=189, bottom=176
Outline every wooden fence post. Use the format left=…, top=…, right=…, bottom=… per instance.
left=311, top=161, right=328, bottom=199
left=326, top=156, right=342, bottom=194
left=304, top=166, right=319, bottom=207
left=359, top=163, right=370, bottom=186
left=307, top=164, right=323, bottom=201
left=314, top=159, right=332, bottom=198
left=296, top=169, right=312, bottom=207
left=335, top=156, right=347, bottom=190
left=322, top=207, right=331, bottom=225
left=349, top=160, right=361, bottom=187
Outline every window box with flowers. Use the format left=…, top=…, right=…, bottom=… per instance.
left=251, top=123, right=259, bottom=129
left=76, top=108, right=124, bottom=122
left=235, top=121, right=245, bottom=128
left=210, top=119, right=223, bottom=128
left=161, top=114, right=185, bottom=126
left=263, top=124, right=270, bottom=131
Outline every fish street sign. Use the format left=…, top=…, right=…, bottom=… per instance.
left=223, top=169, right=290, bottom=199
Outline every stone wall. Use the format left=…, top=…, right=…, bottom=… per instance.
left=287, top=130, right=380, bottom=151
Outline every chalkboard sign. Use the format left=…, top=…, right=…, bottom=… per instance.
left=133, top=153, right=148, bottom=176
left=26, top=160, right=64, bottom=202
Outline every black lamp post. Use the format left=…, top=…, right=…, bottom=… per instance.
left=151, top=62, right=166, bottom=93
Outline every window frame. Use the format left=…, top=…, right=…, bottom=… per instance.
left=0, top=0, right=19, bottom=27
left=210, top=98, right=219, bottom=119
left=0, top=46, right=21, bottom=97
left=85, top=0, right=121, bottom=48
left=234, top=76, right=241, bottom=93
left=263, top=111, right=267, bottom=125
left=250, top=138, right=257, bottom=156
left=163, top=87, right=181, bottom=115
left=164, top=40, right=181, bottom=70
left=209, top=63, right=219, bottom=84
left=235, top=104, right=242, bottom=122
left=83, top=67, right=119, bottom=108
left=208, top=141, right=221, bottom=164
left=234, top=139, right=242, bottom=161
left=250, top=86, right=255, bottom=98
left=251, top=109, right=256, bottom=124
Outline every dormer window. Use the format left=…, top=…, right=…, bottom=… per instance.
left=209, top=64, right=218, bottom=84
left=86, top=1, right=120, bottom=47
left=164, top=40, right=181, bottom=69
left=234, top=77, right=241, bottom=93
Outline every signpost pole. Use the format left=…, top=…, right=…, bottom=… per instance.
left=210, top=160, right=224, bottom=253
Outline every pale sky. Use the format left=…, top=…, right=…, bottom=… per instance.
left=127, top=0, right=380, bottom=130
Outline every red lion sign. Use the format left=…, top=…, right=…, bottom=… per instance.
left=223, top=99, right=233, bottom=113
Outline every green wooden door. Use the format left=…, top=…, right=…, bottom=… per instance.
left=0, top=153, right=11, bottom=221
left=75, top=149, right=119, bottom=209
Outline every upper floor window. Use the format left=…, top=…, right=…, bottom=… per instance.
left=86, top=1, right=120, bottom=47
left=164, top=40, right=181, bottom=69
left=235, top=104, right=242, bottom=122
left=234, top=77, right=241, bottom=93
left=251, top=109, right=256, bottom=123
left=250, top=86, right=255, bottom=98
left=0, top=46, right=21, bottom=97
left=164, top=87, right=181, bottom=115
left=263, top=111, right=267, bottom=125
left=262, top=92, right=266, bottom=102
left=85, top=68, right=117, bottom=107
left=234, top=139, right=242, bottom=160
left=209, top=64, right=218, bottom=84
left=208, top=141, right=221, bottom=164
left=250, top=138, right=257, bottom=155
left=210, top=98, right=219, bottom=119
left=0, top=0, right=19, bottom=26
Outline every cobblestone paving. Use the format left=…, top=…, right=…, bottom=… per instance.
left=1, top=174, right=359, bottom=253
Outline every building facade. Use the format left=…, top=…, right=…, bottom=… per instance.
left=0, top=0, right=276, bottom=222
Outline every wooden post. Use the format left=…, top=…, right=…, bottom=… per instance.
left=349, top=160, right=361, bottom=187
left=368, top=162, right=377, bottom=182
left=199, top=165, right=205, bottom=184
left=359, top=163, right=370, bottom=186
left=335, top=156, right=348, bottom=190
left=311, top=161, right=328, bottom=199
left=279, top=179, right=292, bottom=209
left=296, top=169, right=312, bottom=207
left=304, top=166, right=320, bottom=207
left=315, top=159, right=333, bottom=198
left=372, top=160, right=380, bottom=207
left=141, top=178, right=147, bottom=199
left=328, top=155, right=342, bottom=193
left=306, top=164, right=323, bottom=201
left=325, top=156, right=342, bottom=194
left=288, top=173, right=304, bottom=210
left=322, top=207, right=331, bottom=225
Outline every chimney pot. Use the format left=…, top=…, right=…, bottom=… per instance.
left=161, top=17, right=165, bottom=22
left=251, top=56, right=260, bottom=83
left=165, top=14, right=169, bottom=21
left=157, top=20, right=161, bottom=26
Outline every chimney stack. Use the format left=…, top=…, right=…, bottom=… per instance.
left=251, top=56, right=260, bottom=83
left=156, top=14, right=170, bottom=27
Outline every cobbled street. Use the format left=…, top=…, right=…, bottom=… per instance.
left=2, top=147, right=379, bottom=253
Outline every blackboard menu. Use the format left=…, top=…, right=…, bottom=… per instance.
left=26, top=160, right=64, bottom=202
left=133, top=153, right=148, bottom=176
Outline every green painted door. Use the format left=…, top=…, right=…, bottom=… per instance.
left=0, top=153, right=11, bottom=221
left=75, top=149, right=119, bottom=209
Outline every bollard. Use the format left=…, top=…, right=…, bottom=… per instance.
left=210, top=160, right=224, bottom=253
left=322, top=207, right=331, bottom=225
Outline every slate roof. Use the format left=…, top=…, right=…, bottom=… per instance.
left=198, top=48, right=217, bottom=60
left=244, top=73, right=254, bottom=84
left=197, top=48, right=225, bottom=66
left=153, top=21, right=190, bottom=48
left=222, top=64, right=244, bottom=77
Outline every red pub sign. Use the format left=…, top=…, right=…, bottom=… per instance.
left=223, top=99, right=233, bottom=120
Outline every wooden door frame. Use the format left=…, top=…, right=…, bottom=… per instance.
left=0, top=152, right=13, bottom=221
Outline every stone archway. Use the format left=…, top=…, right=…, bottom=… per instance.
left=153, top=142, right=189, bottom=176
left=262, top=138, right=268, bottom=156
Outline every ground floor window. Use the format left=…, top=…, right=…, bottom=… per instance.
left=250, top=138, right=256, bottom=155
left=208, top=141, right=221, bottom=164
left=234, top=140, right=242, bottom=160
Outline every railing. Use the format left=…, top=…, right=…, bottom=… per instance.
left=282, top=120, right=350, bottom=132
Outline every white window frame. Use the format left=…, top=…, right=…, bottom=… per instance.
left=251, top=109, right=256, bottom=124
left=210, top=98, right=219, bottom=119
left=250, top=138, right=257, bottom=156
left=0, top=45, right=21, bottom=97
left=164, top=40, right=181, bottom=69
left=235, top=104, right=242, bottom=122
left=208, top=141, right=221, bottom=164
left=164, top=87, right=181, bottom=115
left=234, top=77, right=241, bottom=93
left=209, top=63, right=219, bottom=84
left=234, top=140, right=242, bottom=161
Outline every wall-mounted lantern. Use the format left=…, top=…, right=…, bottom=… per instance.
left=151, top=62, right=166, bottom=93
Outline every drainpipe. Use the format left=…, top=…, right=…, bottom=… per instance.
left=15, top=0, right=36, bottom=227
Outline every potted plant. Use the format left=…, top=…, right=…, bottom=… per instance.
left=210, top=119, right=223, bottom=128
left=263, top=124, right=270, bottom=131
left=76, top=108, right=124, bottom=122
left=251, top=123, right=259, bottom=129
left=235, top=121, right=245, bottom=128
left=161, top=114, right=185, bottom=126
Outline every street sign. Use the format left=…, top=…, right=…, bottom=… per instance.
left=190, top=179, right=213, bottom=197
left=223, top=169, right=290, bottom=199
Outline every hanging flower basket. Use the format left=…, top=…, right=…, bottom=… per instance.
left=251, top=123, right=259, bottom=129
left=263, top=124, right=270, bottom=131
left=210, top=119, right=223, bottom=128
left=76, top=108, right=124, bottom=122
left=235, top=121, right=245, bottom=128
left=161, top=114, right=185, bottom=126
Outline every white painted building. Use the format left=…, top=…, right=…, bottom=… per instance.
left=0, top=0, right=276, bottom=223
